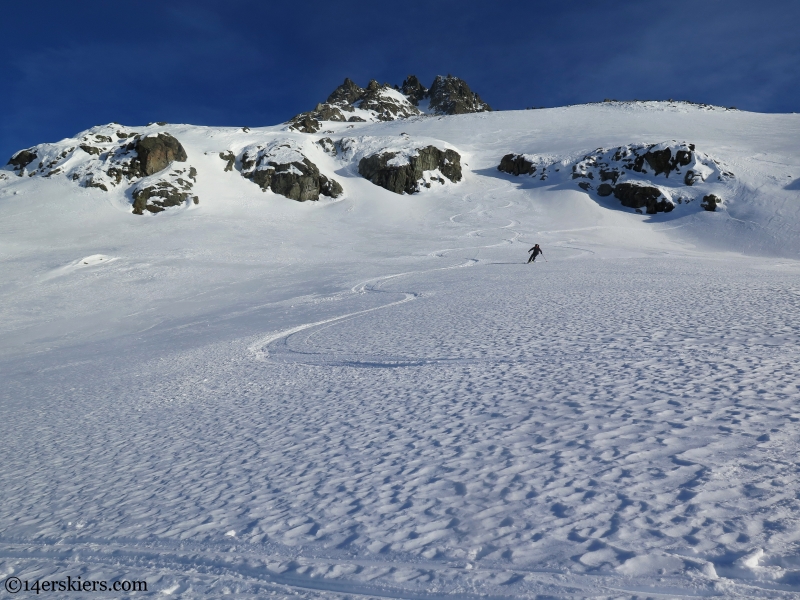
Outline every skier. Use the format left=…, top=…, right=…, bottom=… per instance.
left=527, top=243, right=543, bottom=263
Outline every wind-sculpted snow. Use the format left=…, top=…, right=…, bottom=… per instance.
left=2, top=102, right=800, bottom=598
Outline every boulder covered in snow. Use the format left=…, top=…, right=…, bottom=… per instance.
left=340, top=137, right=462, bottom=195
left=7, top=149, right=38, bottom=171
left=3, top=124, right=198, bottom=215
left=132, top=166, right=198, bottom=215
left=499, top=141, right=732, bottom=215
left=239, top=139, right=343, bottom=201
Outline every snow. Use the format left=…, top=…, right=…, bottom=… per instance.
left=1, top=102, right=800, bottom=598
left=338, top=135, right=459, bottom=168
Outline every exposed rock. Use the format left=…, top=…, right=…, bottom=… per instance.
left=219, top=151, right=236, bottom=172
left=316, top=138, right=337, bottom=155
left=287, top=74, right=489, bottom=129
left=288, top=115, right=322, bottom=134
left=501, top=141, right=731, bottom=214
left=701, top=194, right=721, bottom=211
left=250, top=158, right=338, bottom=201
left=240, top=141, right=343, bottom=201
left=358, top=146, right=462, bottom=195
left=357, top=80, right=422, bottom=121
left=134, top=133, right=188, bottom=175
left=613, top=182, right=673, bottom=214
left=7, top=149, right=37, bottom=170
left=632, top=145, right=693, bottom=176
left=684, top=170, right=704, bottom=186
left=79, top=144, right=103, bottom=156
left=597, top=183, right=614, bottom=197
left=326, top=78, right=365, bottom=105
left=85, top=176, right=108, bottom=191
left=401, top=75, right=428, bottom=106
left=428, top=75, right=492, bottom=115
left=132, top=180, right=191, bottom=215
left=498, top=154, right=536, bottom=176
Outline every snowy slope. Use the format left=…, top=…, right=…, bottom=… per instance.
left=1, top=102, right=800, bottom=598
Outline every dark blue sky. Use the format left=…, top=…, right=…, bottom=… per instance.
left=2, top=0, right=798, bottom=162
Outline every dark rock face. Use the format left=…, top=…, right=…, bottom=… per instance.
left=597, top=183, right=614, bottom=197
left=131, top=166, right=197, bottom=214
left=358, top=146, right=462, bottom=195
left=219, top=151, right=236, bottom=172
left=613, top=183, right=673, bottom=214
left=401, top=75, right=428, bottom=106
left=288, top=114, right=323, bottom=134
left=287, top=74, right=491, bottom=129
left=684, top=170, right=703, bottom=186
left=245, top=153, right=342, bottom=202
left=80, top=144, right=103, bottom=156
left=287, top=102, right=350, bottom=133
left=134, top=133, right=188, bottom=175
left=632, top=145, right=693, bottom=176
left=498, top=154, right=536, bottom=176
left=7, top=149, right=37, bottom=170
left=701, top=194, right=720, bottom=211
left=428, top=75, right=492, bottom=115
left=326, top=78, right=365, bottom=105
left=132, top=182, right=191, bottom=214
left=500, top=141, right=730, bottom=214
left=316, top=138, right=337, bottom=155
left=357, top=80, right=421, bottom=121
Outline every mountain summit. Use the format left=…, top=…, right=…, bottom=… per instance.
left=288, top=74, right=491, bottom=133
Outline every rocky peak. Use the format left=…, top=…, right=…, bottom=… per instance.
left=326, top=78, right=364, bottom=105
left=428, top=75, right=492, bottom=115
left=401, top=75, right=428, bottom=106
left=288, top=74, right=491, bottom=132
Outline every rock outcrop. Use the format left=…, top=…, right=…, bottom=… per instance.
left=239, top=140, right=342, bottom=201
left=7, top=149, right=38, bottom=172
left=357, top=146, right=462, bottom=195
left=702, top=194, right=721, bottom=211
left=401, top=75, right=428, bottom=106
left=4, top=124, right=197, bottom=215
left=613, top=182, right=673, bottom=214
left=498, top=154, right=536, bottom=177
left=131, top=167, right=198, bottom=215
left=134, top=133, right=188, bottom=176
left=428, top=75, right=492, bottom=115
left=327, top=78, right=365, bottom=105
left=498, top=141, right=732, bottom=215
left=287, top=74, right=491, bottom=131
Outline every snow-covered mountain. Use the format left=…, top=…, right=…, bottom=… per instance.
left=2, top=93, right=800, bottom=598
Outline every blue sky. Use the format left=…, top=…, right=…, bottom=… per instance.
left=2, top=0, right=798, bottom=162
